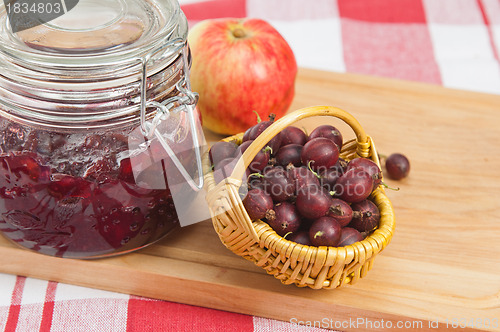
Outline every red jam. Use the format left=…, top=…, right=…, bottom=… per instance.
left=0, top=121, right=179, bottom=258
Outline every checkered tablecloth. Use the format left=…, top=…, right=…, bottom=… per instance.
left=1, top=0, right=499, bottom=331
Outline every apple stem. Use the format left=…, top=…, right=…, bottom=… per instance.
left=232, top=28, right=246, bottom=38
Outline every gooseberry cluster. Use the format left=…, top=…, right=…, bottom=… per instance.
left=209, top=117, right=384, bottom=247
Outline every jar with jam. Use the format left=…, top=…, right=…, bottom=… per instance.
left=0, top=0, right=206, bottom=258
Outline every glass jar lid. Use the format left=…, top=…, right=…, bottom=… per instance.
left=0, top=0, right=187, bottom=77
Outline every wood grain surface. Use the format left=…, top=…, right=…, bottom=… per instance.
left=1, top=68, right=499, bottom=331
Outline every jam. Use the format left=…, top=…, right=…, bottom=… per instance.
left=0, top=120, right=179, bottom=258
left=0, top=0, right=200, bottom=258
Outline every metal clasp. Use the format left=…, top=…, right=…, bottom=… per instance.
left=137, top=43, right=205, bottom=191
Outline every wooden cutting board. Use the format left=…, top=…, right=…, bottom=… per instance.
left=1, top=68, right=499, bottom=331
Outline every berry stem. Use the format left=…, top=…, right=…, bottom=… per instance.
left=247, top=172, right=263, bottom=180
left=380, top=181, right=400, bottom=191
left=253, top=110, right=262, bottom=123
left=263, top=146, right=273, bottom=155
left=307, top=160, right=321, bottom=179
left=314, top=231, right=324, bottom=239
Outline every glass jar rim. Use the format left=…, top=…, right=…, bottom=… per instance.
left=0, top=0, right=191, bottom=130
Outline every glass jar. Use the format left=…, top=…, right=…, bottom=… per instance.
left=0, top=0, right=205, bottom=258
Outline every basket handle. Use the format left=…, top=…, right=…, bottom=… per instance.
left=229, top=106, right=370, bottom=183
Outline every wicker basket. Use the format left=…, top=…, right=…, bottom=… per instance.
left=203, top=106, right=395, bottom=289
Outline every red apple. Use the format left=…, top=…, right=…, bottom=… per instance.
left=187, top=18, right=297, bottom=135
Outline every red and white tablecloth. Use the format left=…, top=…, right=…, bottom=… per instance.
left=1, top=1, right=499, bottom=331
